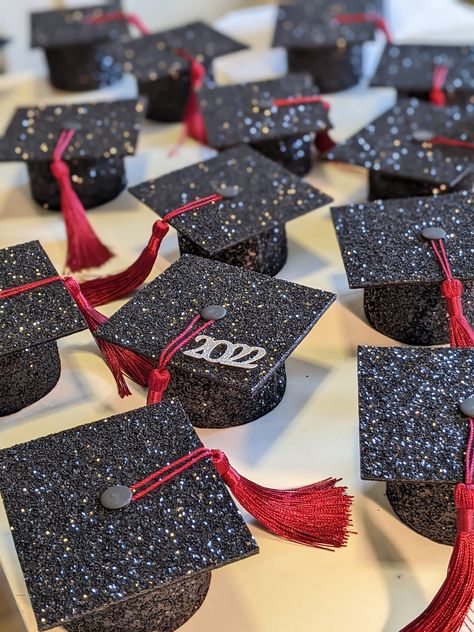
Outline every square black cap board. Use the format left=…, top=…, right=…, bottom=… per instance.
left=30, top=2, right=128, bottom=49
left=0, top=99, right=145, bottom=164
left=198, top=73, right=332, bottom=149
left=0, top=400, right=258, bottom=630
left=370, top=44, right=474, bottom=96
left=331, top=190, right=474, bottom=288
left=358, top=345, right=474, bottom=483
left=96, top=254, right=336, bottom=395
left=326, top=98, right=474, bottom=188
left=129, top=145, right=333, bottom=256
left=272, top=0, right=381, bottom=49
left=0, top=240, right=86, bottom=356
left=115, top=21, right=246, bottom=82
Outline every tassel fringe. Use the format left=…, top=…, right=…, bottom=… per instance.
left=401, top=484, right=474, bottom=632
left=212, top=451, right=352, bottom=550
left=51, top=131, right=113, bottom=273
left=63, top=277, right=153, bottom=397
left=80, top=220, right=169, bottom=307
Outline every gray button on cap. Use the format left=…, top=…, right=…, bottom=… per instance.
left=258, top=97, right=274, bottom=109
left=200, top=305, right=227, bottom=321
left=213, top=183, right=241, bottom=199
left=422, top=227, right=447, bottom=240
left=412, top=129, right=435, bottom=142
left=460, top=397, right=474, bottom=417
left=100, top=485, right=133, bottom=510
left=62, top=121, right=82, bottom=132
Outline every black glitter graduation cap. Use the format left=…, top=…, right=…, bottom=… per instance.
left=96, top=254, right=336, bottom=428
left=114, top=21, right=246, bottom=122
left=272, top=0, right=388, bottom=93
left=370, top=44, right=474, bottom=105
left=0, top=98, right=145, bottom=272
left=331, top=190, right=474, bottom=346
left=327, top=98, right=474, bottom=200
left=359, top=346, right=474, bottom=632
left=31, top=1, right=128, bottom=91
left=197, top=73, right=333, bottom=176
left=358, top=345, right=474, bottom=545
left=128, top=145, right=333, bottom=275
left=0, top=240, right=86, bottom=416
left=0, top=401, right=259, bottom=632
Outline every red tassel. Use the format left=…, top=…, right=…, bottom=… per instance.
left=212, top=451, right=353, bottom=550
left=334, top=12, right=393, bottom=43
left=63, top=277, right=153, bottom=397
left=146, top=368, right=171, bottom=404
left=315, top=129, right=336, bottom=154
left=129, top=447, right=353, bottom=549
left=441, top=279, right=474, bottom=348
left=430, top=64, right=448, bottom=107
left=401, top=483, right=474, bottom=632
left=84, top=11, right=150, bottom=36
left=181, top=54, right=207, bottom=144
left=80, top=220, right=169, bottom=307
left=51, top=130, right=113, bottom=273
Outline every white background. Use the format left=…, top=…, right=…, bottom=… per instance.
left=0, top=1, right=474, bottom=632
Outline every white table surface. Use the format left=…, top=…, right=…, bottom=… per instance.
left=0, top=2, right=473, bottom=631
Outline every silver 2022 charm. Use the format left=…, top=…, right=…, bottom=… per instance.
left=183, top=335, right=267, bottom=369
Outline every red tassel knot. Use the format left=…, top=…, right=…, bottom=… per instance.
left=146, top=368, right=171, bottom=405
left=146, top=314, right=215, bottom=404
left=430, top=64, right=448, bottom=107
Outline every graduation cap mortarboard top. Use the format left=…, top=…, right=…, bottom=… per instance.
left=110, top=20, right=247, bottom=122
left=188, top=74, right=335, bottom=177
left=128, top=145, right=333, bottom=276
left=272, top=0, right=392, bottom=94
left=30, top=2, right=129, bottom=92
left=0, top=98, right=145, bottom=272
left=0, top=240, right=155, bottom=414
left=331, top=191, right=474, bottom=346
left=0, top=241, right=87, bottom=415
left=326, top=98, right=474, bottom=200
left=358, top=345, right=474, bottom=631
left=370, top=44, right=474, bottom=106
left=0, top=400, right=352, bottom=631
left=96, top=254, right=336, bottom=428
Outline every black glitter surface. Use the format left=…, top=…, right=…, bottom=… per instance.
left=363, top=281, right=474, bottom=345
left=386, top=481, right=457, bottom=544
left=286, top=45, right=364, bottom=93
left=0, top=99, right=145, bottom=162
left=370, top=44, right=474, bottom=101
left=198, top=74, right=331, bottom=149
left=64, top=572, right=211, bottom=632
left=331, top=191, right=474, bottom=287
left=96, top=254, right=335, bottom=395
left=115, top=22, right=246, bottom=82
left=0, top=402, right=258, bottom=630
left=327, top=98, right=474, bottom=188
left=0, top=241, right=86, bottom=356
left=44, top=42, right=124, bottom=92
left=166, top=364, right=287, bottom=428
left=358, top=346, right=474, bottom=483
left=0, top=343, right=61, bottom=417
left=129, top=146, right=332, bottom=257
left=30, top=3, right=128, bottom=49
left=177, top=226, right=288, bottom=276
left=272, top=1, right=378, bottom=49
left=27, top=156, right=126, bottom=211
